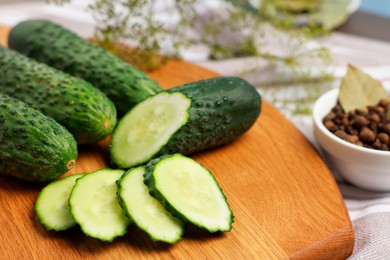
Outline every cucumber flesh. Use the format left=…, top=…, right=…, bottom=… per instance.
left=69, top=168, right=130, bottom=242
left=144, top=154, right=234, bottom=232
left=117, top=166, right=184, bottom=243
left=35, top=174, right=84, bottom=231
left=110, top=92, right=191, bottom=168
left=110, top=76, right=261, bottom=169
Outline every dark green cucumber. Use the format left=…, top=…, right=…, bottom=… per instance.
left=144, top=154, right=234, bottom=232
left=0, top=46, right=116, bottom=144
left=117, top=166, right=184, bottom=243
left=0, top=94, right=77, bottom=182
left=8, top=19, right=162, bottom=116
left=110, top=76, right=261, bottom=168
left=165, top=76, right=261, bottom=153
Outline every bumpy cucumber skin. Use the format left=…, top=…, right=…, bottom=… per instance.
left=0, top=46, right=116, bottom=144
left=160, top=76, right=261, bottom=156
left=8, top=19, right=162, bottom=116
left=0, top=95, right=77, bottom=182
left=144, top=154, right=234, bottom=232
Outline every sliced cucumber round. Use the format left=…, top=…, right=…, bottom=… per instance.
left=117, top=166, right=184, bottom=243
left=35, top=174, right=84, bottom=231
left=110, top=91, right=191, bottom=168
left=69, top=168, right=130, bottom=242
left=144, top=154, right=234, bottom=233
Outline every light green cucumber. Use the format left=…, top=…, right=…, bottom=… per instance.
left=69, top=168, right=130, bottom=242
left=144, top=154, right=234, bottom=232
left=110, top=76, right=261, bottom=168
left=117, top=166, right=184, bottom=243
left=35, top=174, right=84, bottom=231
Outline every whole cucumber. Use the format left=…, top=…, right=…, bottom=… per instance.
left=0, top=94, right=77, bottom=182
left=0, top=46, right=116, bottom=144
left=8, top=19, right=162, bottom=116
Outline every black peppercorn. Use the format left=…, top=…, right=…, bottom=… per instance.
left=368, top=113, right=381, bottom=123
left=323, top=112, right=336, bottom=122
left=379, top=99, right=389, bottom=109
left=360, top=127, right=376, bottom=143
left=334, top=130, right=348, bottom=140
left=323, top=99, right=390, bottom=151
left=353, top=115, right=369, bottom=128
left=378, top=133, right=389, bottom=144
left=383, top=123, right=390, bottom=135
left=324, top=120, right=338, bottom=132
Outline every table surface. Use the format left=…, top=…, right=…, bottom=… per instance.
left=0, top=4, right=389, bottom=259
left=337, top=11, right=390, bottom=42
left=0, top=25, right=354, bottom=259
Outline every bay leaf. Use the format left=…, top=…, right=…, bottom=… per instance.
left=338, top=64, right=388, bottom=113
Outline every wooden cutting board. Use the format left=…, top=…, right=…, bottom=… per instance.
left=0, top=26, right=354, bottom=259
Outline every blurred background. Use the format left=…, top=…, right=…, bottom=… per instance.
left=360, top=0, right=390, bottom=18
left=0, top=0, right=389, bottom=18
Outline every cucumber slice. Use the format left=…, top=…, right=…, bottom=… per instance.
left=69, top=168, right=130, bottom=242
left=35, top=174, right=84, bottom=231
left=117, top=166, right=184, bottom=243
left=144, top=154, right=234, bottom=232
left=110, top=91, right=191, bottom=168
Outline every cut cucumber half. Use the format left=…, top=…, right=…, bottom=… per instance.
left=144, top=154, right=234, bottom=232
left=110, top=77, right=261, bottom=169
left=117, top=166, right=184, bottom=243
left=110, top=91, right=191, bottom=168
left=69, top=168, right=130, bottom=242
left=35, top=174, right=84, bottom=231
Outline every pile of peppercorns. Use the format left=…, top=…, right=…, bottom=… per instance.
left=323, top=99, right=390, bottom=151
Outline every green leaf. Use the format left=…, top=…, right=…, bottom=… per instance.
left=338, top=64, right=388, bottom=113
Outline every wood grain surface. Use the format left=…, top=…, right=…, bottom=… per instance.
left=0, top=25, right=354, bottom=259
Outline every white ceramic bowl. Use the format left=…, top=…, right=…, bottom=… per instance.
left=312, top=88, right=390, bottom=191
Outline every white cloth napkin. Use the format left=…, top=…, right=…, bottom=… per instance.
left=1, top=0, right=390, bottom=258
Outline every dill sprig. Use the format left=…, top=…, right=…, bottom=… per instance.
left=47, top=0, right=339, bottom=115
